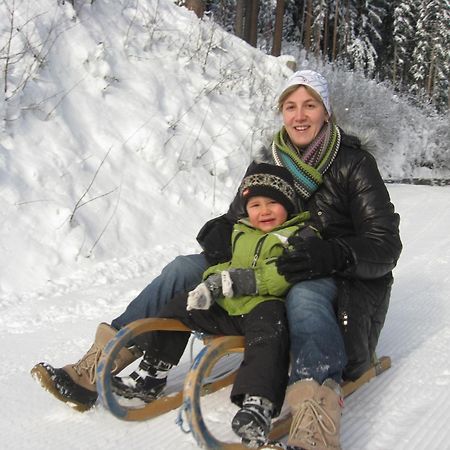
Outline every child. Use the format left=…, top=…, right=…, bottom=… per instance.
left=112, top=163, right=316, bottom=447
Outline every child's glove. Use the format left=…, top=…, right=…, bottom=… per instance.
left=186, top=273, right=222, bottom=310
left=186, top=283, right=213, bottom=310
left=221, top=269, right=257, bottom=298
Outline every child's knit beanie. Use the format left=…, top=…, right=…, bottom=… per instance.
left=239, top=163, right=297, bottom=215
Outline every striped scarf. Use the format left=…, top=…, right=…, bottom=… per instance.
left=272, top=122, right=341, bottom=200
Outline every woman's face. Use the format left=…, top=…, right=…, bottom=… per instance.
left=281, top=86, right=329, bottom=148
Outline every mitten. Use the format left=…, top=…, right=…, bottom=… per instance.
left=186, top=273, right=223, bottom=310
left=186, top=283, right=213, bottom=310
left=221, top=269, right=257, bottom=298
left=276, top=236, right=349, bottom=283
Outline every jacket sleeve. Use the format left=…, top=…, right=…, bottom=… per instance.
left=254, top=260, right=292, bottom=296
left=195, top=162, right=257, bottom=264
left=202, top=261, right=231, bottom=280
left=336, top=150, right=402, bottom=280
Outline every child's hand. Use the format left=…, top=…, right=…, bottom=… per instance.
left=186, top=283, right=213, bottom=310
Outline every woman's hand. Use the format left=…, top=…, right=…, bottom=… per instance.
left=276, top=236, right=349, bottom=282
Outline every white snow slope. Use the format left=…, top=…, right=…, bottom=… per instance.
left=1, top=1, right=449, bottom=449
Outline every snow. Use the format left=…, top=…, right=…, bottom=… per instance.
left=1, top=1, right=449, bottom=449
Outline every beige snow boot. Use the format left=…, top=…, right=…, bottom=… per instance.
left=31, top=322, right=142, bottom=411
left=286, top=378, right=343, bottom=450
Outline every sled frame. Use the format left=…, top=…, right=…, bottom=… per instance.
left=182, top=335, right=391, bottom=450
left=97, top=318, right=391, bottom=449
left=96, top=318, right=240, bottom=421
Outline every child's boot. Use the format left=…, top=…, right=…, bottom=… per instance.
left=111, top=353, right=172, bottom=402
left=286, top=378, right=343, bottom=450
left=231, top=394, right=274, bottom=448
left=30, top=323, right=141, bottom=411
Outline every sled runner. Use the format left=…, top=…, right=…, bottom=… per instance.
left=96, top=318, right=241, bottom=421
left=97, top=317, right=391, bottom=448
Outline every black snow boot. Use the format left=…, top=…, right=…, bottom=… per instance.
left=111, top=353, right=172, bottom=402
left=232, top=394, right=274, bottom=448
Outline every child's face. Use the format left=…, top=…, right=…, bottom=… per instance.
left=246, top=195, right=288, bottom=232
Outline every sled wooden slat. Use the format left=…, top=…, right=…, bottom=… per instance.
left=182, top=334, right=391, bottom=450
left=96, top=318, right=240, bottom=422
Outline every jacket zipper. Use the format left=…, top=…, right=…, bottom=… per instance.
left=251, top=235, right=268, bottom=268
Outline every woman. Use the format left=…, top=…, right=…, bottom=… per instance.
left=32, top=70, right=402, bottom=449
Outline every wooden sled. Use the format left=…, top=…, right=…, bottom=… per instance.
left=97, top=318, right=391, bottom=449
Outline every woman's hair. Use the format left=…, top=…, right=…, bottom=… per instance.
left=277, top=84, right=334, bottom=122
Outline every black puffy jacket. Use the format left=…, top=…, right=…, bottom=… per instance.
left=197, top=131, right=402, bottom=380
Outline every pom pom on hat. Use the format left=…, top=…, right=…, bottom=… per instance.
left=279, top=69, right=331, bottom=116
left=239, top=163, right=297, bottom=215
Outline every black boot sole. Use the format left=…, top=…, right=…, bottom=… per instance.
left=31, top=362, right=97, bottom=412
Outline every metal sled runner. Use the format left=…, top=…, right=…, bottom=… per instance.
left=97, top=318, right=391, bottom=449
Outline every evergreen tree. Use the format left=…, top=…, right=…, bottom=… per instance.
left=283, top=0, right=305, bottom=44
left=391, top=0, right=417, bottom=86
left=425, top=0, right=449, bottom=109
left=208, top=0, right=236, bottom=33
left=344, top=0, right=386, bottom=76
left=409, top=0, right=450, bottom=109
left=310, top=0, right=328, bottom=58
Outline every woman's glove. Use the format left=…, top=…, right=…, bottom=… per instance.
left=276, top=236, right=349, bottom=283
left=186, top=273, right=222, bottom=310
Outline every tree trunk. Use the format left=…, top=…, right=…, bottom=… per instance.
left=235, top=0, right=245, bottom=38
left=271, top=0, right=285, bottom=56
left=344, top=0, right=350, bottom=53
left=332, top=0, right=339, bottom=61
left=314, top=2, right=322, bottom=58
left=323, top=5, right=328, bottom=60
left=426, top=44, right=436, bottom=98
left=184, top=0, right=205, bottom=19
left=248, top=0, right=260, bottom=48
left=304, top=0, right=313, bottom=52
left=392, top=43, right=397, bottom=85
left=244, top=0, right=253, bottom=43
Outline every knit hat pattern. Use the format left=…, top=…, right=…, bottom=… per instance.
left=279, top=69, right=331, bottom=116
left=239, top=163, right=297, bottom=215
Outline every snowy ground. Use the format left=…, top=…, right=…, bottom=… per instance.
left=1, top=184, right=450, bottom=450
left=1, top=1, right=449, bottom=449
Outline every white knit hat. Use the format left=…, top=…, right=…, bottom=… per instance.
left=279, top=70, right=331, bottom=116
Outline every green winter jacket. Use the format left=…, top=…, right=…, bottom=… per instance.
left=202, top=211, right=313, bottom=315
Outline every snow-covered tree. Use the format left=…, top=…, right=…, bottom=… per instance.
left=343, top=0, right=387, bottom=76
left=410, top=0, right=450, bottom=109
left=391, top=0, right=417, bottom=86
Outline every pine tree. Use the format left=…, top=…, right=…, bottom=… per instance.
left=426, top=0, right=449, bottom=109
left=310, top=0, right=328, bottom=58
left=391, top=0, right=417, bottom=86
left=409, top=0, right=449, bottom=109
left=344, top=0, right=387, bottom=76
